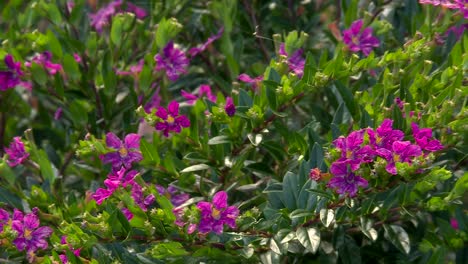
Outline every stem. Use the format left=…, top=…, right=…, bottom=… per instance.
left=242, top=0, right=270, bottom=62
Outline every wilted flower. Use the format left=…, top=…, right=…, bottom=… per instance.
left=154, top=41, right=189, bottom=81
left=225, top=97, right=236, bottom=117
left=309, top=168, right=322, bottom=181
left=25, top=51, right=62, bottom=75
left=196, top=191, right=239, bottom=234
left=155, top=101, right=190, bottom=137
left=144, top=88, right=162, bottom=113
left=4, top=137, right=30, bottom=167
left=181, top=84, right=217, bottom=105
left=116, top=59, right=144, bottom=77
left=189, top=27, right=224, bottom=57
left=327, top=161, right=368, bottom=197
left=156, top=185, right=190, bottom=207
left=101, top=132, right=143, bottom=170
left=11, top=209, right=53, bottom=254
left=343, top=19, right=380, bottom=56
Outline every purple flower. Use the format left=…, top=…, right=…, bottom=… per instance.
left=181, top=84, right=217, bottom=105
left=419, top=0, right=458, bottom=8
left=450, top=218, right=459, bottom=230
left=73, top=53, right=82, bottom=63
left=89, top=0, right=147, bottom=33
left=367, top=119, right=404, bottom=150
left=376, top=141, right=422, bottom=175
left=411, top=123, right=444, bottom=152
left=25, top=51, right=62, bottom=75
left=238, top=73, right=263, bottom=91
left=333, top=129, right=375, bottom=171
left=0, top=208, right=9, bottom=232
left=121, top=207, right=134, bottom=221
left=455, top=0, right=468, bottom=18
left=343, top=19, right=380, bottom=56
left=156, top=185, right=190, bottom=207
left=196, top=191, right=239, bottom=234
left=131, top=184, right=155, bottom=211
left=279, top=43, right=305, bottom=77
left=0, top=54, right=25, bottom=91
left=104, top=167, right=138, bottom=190
left=116, top=59, right=144, bottom=77
left=445, top=24, right=468, bottom=40
left=4, top=137, right=30, bottom=167
left=155, top=101, right=190, bottom=137
left=54, top=107, right=63, bottom=120
left=92, top=188, right=114, bottom=205
left=144, top=88, right=162, bottom=113
left=11, top=209, right=53, bottom=253
left=327, top=161, right=368, bottom=197
left=225, top=97, right=236, bottom=117
left=154, top=41, right=189, bottom=81
left=189, top=27, right=224, bottom=57
left=58, top=235, right=81, bottom=264
left=101, top=132, right=143, bottom=170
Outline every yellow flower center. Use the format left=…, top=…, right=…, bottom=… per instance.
left=119, top=147, right=128, bottom=157
left=393, top=154, right=400, bottom=162
left=346, top=150, right=353, bottom=159
left=352, top=36, right=359, bottom=44
left=212, top=208, right=221, bottom=220
left=24, top=229, right=33, bottom=240
left=376, top=136, right=382, bottom=145
left=167, top=115, right=175, bottom=124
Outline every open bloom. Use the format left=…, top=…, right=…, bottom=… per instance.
left=327, top=160, right=368, bottom=197
left=196, top=191, right=239, bottom=234
left=189, top=27, right=224, bottom=57
left=89, top=0, right=147, bottom=33
left=101, top=133, right=143, bottom=170
left=333, top=129, right=375, bottom=171
left=225, top=97, right=236, bottom=117
left=181, top=84, right=217, bottom=105
left=25, top=51, right=62, bottom=75
left=11, top=209, right=53, bottom=254
left=279, top=43, right=305, bottom=77
left=4, top=137, right=30, bottom=167
left=367, top=119, right=404, bottom=150
left=155, top=101, right=190, bottom=137
left=411, top=123, right=444, bottom=152
left=154, top=41, right=189, bottom=81
left=376, top=141, right=422, bottom=175
left=238, top=73, right=263, bottom=91
left=0, top=54, right=29, bottom=91
left=104, top=167, right=138, bottom=190
left=343, top=19, right=380, bottom=56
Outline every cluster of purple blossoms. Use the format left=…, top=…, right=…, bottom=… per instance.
left=0, top=55, right=30, bottom=91
left=4, top=137, right=30, bottom=167
left=93, top=167, right=139, bottom=204
left=181, top=84, right=217, bottom=105
left=154, top=41, right=189, bottom=81
left=155, top=101, right=190, bottom=137
left=101, top=132, right=143, bottom=171
left=342, top=19, right=380, bottom=56
left=196, top=191, right=239, bottom=234
left=188, top=27, right=224, bottom=57
left=25, top=51, right=63, bottom=75
left=327, top=119, right=443, bottom=197
left=0, top=208, right=53, bottom=262
left=279, top=43, right=306, bottom=77
left=89, top=0, right=147, bottom=33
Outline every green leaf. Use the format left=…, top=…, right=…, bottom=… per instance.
left=384, top=224, right=411, bottom=254
left=111, top=15, right=124, bottom=46
left=282, top=172, right=299, bottom=210
left=320, top=209, right=335, bottom=228
left=0, top=186, right=23, bottom=209
left=30, top=63, right=48, bottom=85
left=46, top=30, right=62, bottom=58
left=140, top=138, right=160, bottom=165
left=334, top=81, right=357, bottom=118
left=338, top=236, right=361, bottom=264
left=155, top=18, right=182, bottom=50
left=63, top=54, right=81, bottom=81
left=149, top=242, right=188, bottom=259
left=37, top=149, right=57, bottom=185
left=296, top=227, right=320, bottom=253
left=180, top=164, right=211, bottom=173
left=208, top=135, right=231, bottom=145
left=0, top=161, right=16, bottom=186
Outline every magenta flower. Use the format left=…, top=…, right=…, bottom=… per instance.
left=279, top=43, right=306, bottom=77
left=58, top=236, right=81, bottom=264
left=411, top=123, right=444, bottom=152
left=225, top=97, right=236, bottom=117
left=92, top=188, right=114, bottom=205
left=131, top=184, right=155, bottom=211
left=333, top=129, right=375, bottom=171
left=450, top=218, right=459, bottom=230
left=25, top=51, right=62, bottom=75
left=103, top=167, right=138, bottom=191
left=343, top=19, right=380, bottom=56
left=189, top=27, right=224, bottom=57
left=446, top=24, right=468, bottom=40
left=0, top=208, right=9, bottom=232
left=367, top=119, right=404, bottom=150
left=121, top=207, right=134, bottom=221
left=155, top=101, right=190, bottom=137
left=73, top=53, right=82, bottom=63
left=327, top=161, right=368, bottom=197
left=154, top=41, right=189, bottom=81
left=419, top=0, right=458, bottom=8
left=238, top=73, right=263, bottom=91
left=0, top=54, right=26, bottom=91
left=101, top=132, right=143, bottom=170
left=376, top=141, right=422, bottom=175
left=4, top=137, right=30, bottom=167
left=181, top=84, right=217, bottom=105
left=196, top=191, right=239, bottom=234
left=11, top=209, right=53, bottom=253
left=89, top=0, right=147, bottom=33
left=54, top=107, right=63, bottom=120
left=455, top=0, right=468, bottom=18
left=116, top=59, right=144, bottom=77
left=156, top=185, right=190, bottom=207
left=144, top=88, right=162, bottom=113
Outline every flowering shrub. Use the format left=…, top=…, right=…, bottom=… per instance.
left=0, top=0, right=467, bottom=263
